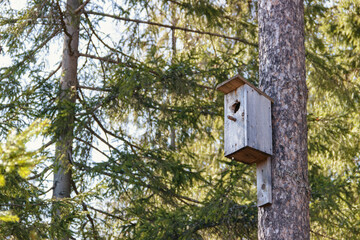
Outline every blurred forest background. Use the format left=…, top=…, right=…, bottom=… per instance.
left=0, top=0, right=359, bottom=239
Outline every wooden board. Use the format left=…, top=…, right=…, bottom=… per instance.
left=225, top=146, right=270, bottom=164
left=257, top=157, right=272, bottom=206
left=217, top=75, right=274, bottom=103
left=224, top=84, right=272, bottom=164
left=246, top=85, right=273, bottom=156
left=224, top=88, right=247, bottom=157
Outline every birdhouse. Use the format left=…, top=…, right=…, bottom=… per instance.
left=217, top=75, right=273, bottom=164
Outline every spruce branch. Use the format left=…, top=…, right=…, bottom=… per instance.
left=74, top=0, right=91, bottom=14
left=77, top=53, right=213, bottom=90
left=81, top=124, right=118, bottom=152
left=87, top=205, right=127, bottom=221
left=44, top=63, right=62, bottom=81
left=77, top=85, right=111, bottom=92
left=74, top=137, right=110, bottom=158
left=55, top=0, right=73, bottom=53
left=85, top=11, right=258, bottom=47
left=77, top=52, right=118, bottom=64
left=28, top=165, right=52, bottom=180
left=76, top=163, right=203, bottom=206
left=83, top=11, right=138, bottom=63
left=310, top=229, right=337, bottom=240
left=71, top=180, right=100, bottom=240
left=91, top=113, right=140, bottom=151
left=76, top=88, right=140, bottom=152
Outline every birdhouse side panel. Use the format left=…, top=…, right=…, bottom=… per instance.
left=246, top=85, right=273, bottom=156
left=224, top=87, right=247, bottom=157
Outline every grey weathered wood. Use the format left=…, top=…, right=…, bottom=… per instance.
left=224, top=87, right=247, bottom=158
left=257, top=157, right=272, bottom=206
left=221, top=77, right=272, bottom=164
left=246, top=85, right=272, bottom=155
left=217, top=75, right=274, bottom=103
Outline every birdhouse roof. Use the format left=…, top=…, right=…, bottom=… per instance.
left=216, top=75, right=274, bottom=103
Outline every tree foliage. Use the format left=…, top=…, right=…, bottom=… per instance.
left=0, top=119, right=49, bottom=238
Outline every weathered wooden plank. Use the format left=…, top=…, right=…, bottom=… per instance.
left=217, top=75, right=246, bottom=94
left=220, top=74, right=273, bottom=165
left=223, top=81, right=272, bottom=164
left=257, top=157, right=272, bottom=206
left=246, top=85, right=273, bottom=156
left=217, top=75, right=274, bottom=103
left=226, top=146, right=270, bottom=164
left=224, top=88, right=247, bottom=157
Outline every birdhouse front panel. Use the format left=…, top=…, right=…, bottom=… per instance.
left=218, top=75, right=273, bottom=164
left=224, top=86, right=247, bottom=158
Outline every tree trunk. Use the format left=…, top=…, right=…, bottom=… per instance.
left=170, top=3, right=177, bottom=150
left=53, top=0, right=80, bottom=238
left=258, top=1, right=310, bottom=239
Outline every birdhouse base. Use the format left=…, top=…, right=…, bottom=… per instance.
left=225, top=146, right=271, bottom=164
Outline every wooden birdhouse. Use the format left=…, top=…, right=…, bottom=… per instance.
left=217, top=75, right=273, bottom=164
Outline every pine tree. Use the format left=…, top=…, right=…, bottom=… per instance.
left=258, top=1, right=310, bottom=238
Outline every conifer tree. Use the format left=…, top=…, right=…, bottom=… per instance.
left=258, top=1, right=310, bottom=238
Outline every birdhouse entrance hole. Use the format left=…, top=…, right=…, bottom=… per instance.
left=231, top=100, right=240, bottom=113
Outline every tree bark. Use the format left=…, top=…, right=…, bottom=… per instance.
left=258, top=1, right=310, bottom=239
left=170, top=3, right=177, bottom=150
left=53, top=0, right=80, bottom=239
